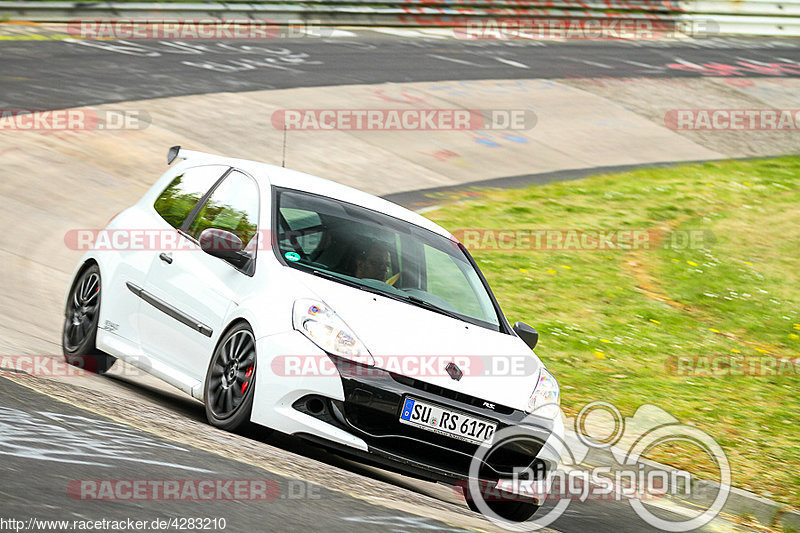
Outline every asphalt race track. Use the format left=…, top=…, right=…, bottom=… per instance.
left=0, top=368, right=743, bottom=533
left=0, top=378, right=465, bottom=533
left=2, top=30, right=798, bottom=532
left=0, top=33, right=799, bottom=109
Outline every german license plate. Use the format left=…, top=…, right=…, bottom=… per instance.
left=399, top=397, right=496, bottom=444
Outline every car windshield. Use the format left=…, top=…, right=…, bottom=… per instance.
left=274, top=188, right=502, bottom=331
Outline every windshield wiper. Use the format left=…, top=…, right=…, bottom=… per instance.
left=401, top=295, right=463, bottom=321
left=311, top=269, right=464, bottom=322
left=311, top=269, right=388, bottom=298
left=311, top=269, right=366, bottom=289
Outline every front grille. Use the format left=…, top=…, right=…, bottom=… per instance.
left=390, top=373, right=516, bottom=415
left=293, top=357, right=549, bottom=481
left=341, top=396, right=543, bottom=479
left=342, top=400, right=479, bottom=475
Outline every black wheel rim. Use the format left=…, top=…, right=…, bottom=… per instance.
left=208, top=330, right=256, bottom=419
left=63, top=271, right=100, bottom=352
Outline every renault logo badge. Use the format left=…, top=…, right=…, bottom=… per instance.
left=445, top=362, right=463, bottom=381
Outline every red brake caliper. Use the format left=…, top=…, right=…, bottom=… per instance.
left=241, top=366, right=253, bottom=394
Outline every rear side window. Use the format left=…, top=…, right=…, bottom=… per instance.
left=153, top=165, right=229, bottom=229
left=187, top=171, right=259, bottom=247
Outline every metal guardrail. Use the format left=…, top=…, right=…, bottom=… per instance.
left=192, top=0, right=800, bottom=17
left=0, top=0, right=798, bottom=36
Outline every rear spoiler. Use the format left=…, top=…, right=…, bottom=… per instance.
left=166, top=145, right=213, bottom=165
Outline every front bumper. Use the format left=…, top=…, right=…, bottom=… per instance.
left=292, top=355, right=563, bottom=484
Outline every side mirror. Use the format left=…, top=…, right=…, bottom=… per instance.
left=167, top=145, right=181, bottom=165
left=513, top=321, right=538, bottom=349
left=199, top=228, right=250, bottom=268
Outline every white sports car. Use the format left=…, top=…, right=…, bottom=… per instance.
left=63, top=146, right=564, bottom=520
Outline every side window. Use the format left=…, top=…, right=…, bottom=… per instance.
left=188, top=171, right=259, bottom=247
left=424, top=245, right=484, bottom=317
left=153, top=165, right=228, bottom=229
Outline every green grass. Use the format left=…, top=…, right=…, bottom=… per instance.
left=425, top=157, right=800, bottom=508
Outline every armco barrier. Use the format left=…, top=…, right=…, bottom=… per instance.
left=0, top=0, right=798, bottom=35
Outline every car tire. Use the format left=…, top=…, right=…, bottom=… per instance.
left=62, top=263, right=115, bottom=374
left=204, top=322, right=258, bottom=431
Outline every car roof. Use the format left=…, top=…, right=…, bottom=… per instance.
left=179, top=150, right=453, bottom=239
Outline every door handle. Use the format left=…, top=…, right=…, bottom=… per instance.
left=159, top=253, right=173, bottom=264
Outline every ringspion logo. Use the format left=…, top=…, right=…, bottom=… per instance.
left=468, top=402, right=730, bottom=531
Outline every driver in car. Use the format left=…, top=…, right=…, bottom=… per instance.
left=354, top=240, right=392, bottom=282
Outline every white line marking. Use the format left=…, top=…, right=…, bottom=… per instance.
left=561, top=56, right=614, bottom=69
left=495, top=57, right=529, bottom=69
left=624, top=59, right=661, bottom=68
left=577, top=59, right=614, bottom=69
left=304, top=28, right=357, bottom=38
left=429, top=54, right=480, bottom=66
left=373, top=28, right=428, bottom=38
left=418, top=28, right=455, bottom=39
left=0, top=407, right=214, bottom=472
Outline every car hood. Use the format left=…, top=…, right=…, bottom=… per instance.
left=292, top=270, right=543, bottom=412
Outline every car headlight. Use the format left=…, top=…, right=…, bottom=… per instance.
left=527, top=367, right=560, bottom=418
left=292, top=299, right=374, bottom=366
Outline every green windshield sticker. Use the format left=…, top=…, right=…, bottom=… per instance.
left=284, top=251, right=301, bottom=262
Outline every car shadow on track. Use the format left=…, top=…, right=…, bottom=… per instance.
left=103, top=372, right=464, bottom=505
